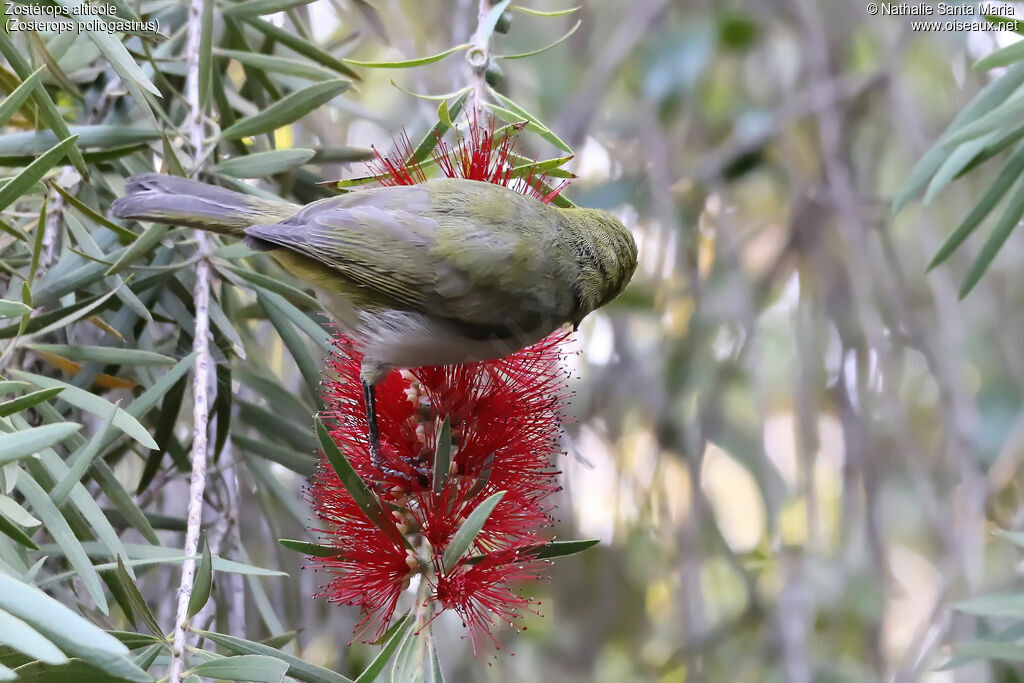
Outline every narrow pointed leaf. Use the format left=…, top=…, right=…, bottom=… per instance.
left=0, top=423, right=80, bottom=465
left=214, top=49, right=339, bottom=81
left=15, top=475, right=108, bottom=613
left=241, top=16, right=361, bottom=79
left=186, top=538, right=214, bottom=619
left=0, top=609, right=67, bottom=664
left=959, top=176, right=1024, bottom=298
left=929, top=144, right=1024, bottom=270
left=213, top=149, right=316, bottom=178
left=25, top=344, right=176, bottom=368
left=442, top=490, right=505, bottom=570
left=432, top=416, right=451, bottom=494
left=894, top=61, right=1024, bottom=212
left=221, top=80, right=352, bottom=140
left=344, top=44, right=469, bottom=68
left=0, top=66, right=45, bottom=128
left=0, top=387, right=63, bottom=418
left=315, top=418, right=390, bottom=531
left=354, top=615, right=411, bottom=683
left=0, top=299, right=31, bottom=318
left=277, top=538, right=338, bottom=558
left=9, top=371, right=158, bottom=450
left=49, top=400, right=119, bottom=507
left=186, top=654, right=289, bottom=682
left=509, top=4, right=580, bottom=16
left=197, top=629, right=356, bottom=683
left=0, top=136, right=78, bottom=213
left=114, top=556, right=166, bottom=639
left=497, top=19, right=581, bottom=59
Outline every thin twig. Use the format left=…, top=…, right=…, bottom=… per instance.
left=468, top=0, right=492, bottom=120
left=168, top=0, right=212, bottom=678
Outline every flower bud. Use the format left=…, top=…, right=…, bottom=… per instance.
left=495, top=11, right=512, bottom=34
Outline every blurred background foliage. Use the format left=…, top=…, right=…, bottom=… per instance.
left=4, top=0, right=1024, bottom=681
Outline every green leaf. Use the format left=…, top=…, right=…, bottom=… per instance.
left=959, top=175, right=1024, bottom=298
left=214, top=49, right=340, bottom=82
left=442, top=490, right=505, bottom=570
left=941, top=96, right=1024, bottom=148
left=928, top=144, right=1024, bottom=271
left=893, top=61, right=1024, bottom=213
left=390, top=627, right=425, bottom=683
left=213, top=149, right=316, bottom=178
left=0, top=39, right=87, bottom=175
left=223, top=0, right=315, bottom=15
left=221, top=79, right=352, bottom=140
left=995, top=528, right=1024, bottom=547
left=921, top=134, right=996, bottom=205
left=0, top=299, right=31, bottom=318
left=0, top=610, right=67, bottom=665
left=105, top=224, right=170, bottom=276
left=161, top=134, right=188, bottom=177
left=0, top=423, right=80, bottom=466
left=487, top=95, right=572, bottom=153
left=113, top=556, right=166, bottom=640
left=0, top=387, right=63, bottom=418
left=49, top=400, right=118, bottom=507
left=49, top=184, right=137, bottom=242
left=26, top=344, right=176, bottom=368
left=8, top=371, right=158, bottom=450
left=951, top=640, right=1024, bottom=663
left=277, top=538, right=338, bottom=558
left=36, top=544, right=287, bottom=581
left=29, top=196, right=46, bottom=284
left=222, top=264, right=321, bottom=311
left=0, top=127, right=158, bottom=157
left=497, top=19, right=581, bottom=59
left=258, top=292, right=322, bottom=401
left=426, top=635, right=444, bottom=683
left=187, top=537, right=214, bottom=619
left=354, top=615, right=411, bottom=683
left=0, top=135, right=78, bottom=213
left=975, top=39, right=1024, bottom=70
left=529, top=538, right=599, bottom=559
left=198, top=0, right=214, bottom=111
left=197, top=629, right=355, bottom=683
left=509, top=4, right=580, bottom=17
left=315, top=418, right=399, bottom=538
left=186, top=655, right=289, bottom=683
left=232, top=434, right=315, bottom=476
left=15, top=475, right=108, bottom=613
left=0, top=572, right=130, bottom=662
left=0, top=495, right=40, bottom=549
left=52, top=0, right=160, bottom=95
left=952, top=591, right=1024, bottom=617
left=344, top=44, right=469, bottom=68
left=0, top=66, right=45, bottom=128
left=241, top=16, right=361, bottom=80
left=410, top=91, right=470, bottom=165
left=255, top=289, right=332, bottom=354
left=432, top=416, right=451, bottom=494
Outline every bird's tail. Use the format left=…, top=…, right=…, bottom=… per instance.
left=109, top=173, right=299, bottom=235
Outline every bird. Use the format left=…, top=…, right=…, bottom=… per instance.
left=110, top=173, right=638, bottom=473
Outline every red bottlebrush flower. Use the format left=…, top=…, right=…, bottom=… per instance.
left=308, top=117, right=573, bottom=650
left=367, top=117, right=567, bottom=203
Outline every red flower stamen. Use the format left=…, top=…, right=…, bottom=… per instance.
left=309, top=116, right=573, bottom=651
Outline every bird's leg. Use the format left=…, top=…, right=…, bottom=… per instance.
left=362, top=379, right=383, bottom=472
left=361, top=365, right=427, bottom=486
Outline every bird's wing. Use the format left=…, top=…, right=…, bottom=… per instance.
left=244, top=181, right=577, bottom=336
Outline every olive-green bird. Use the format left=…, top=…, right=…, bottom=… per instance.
left=111, top=173, right=637, bottom=467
